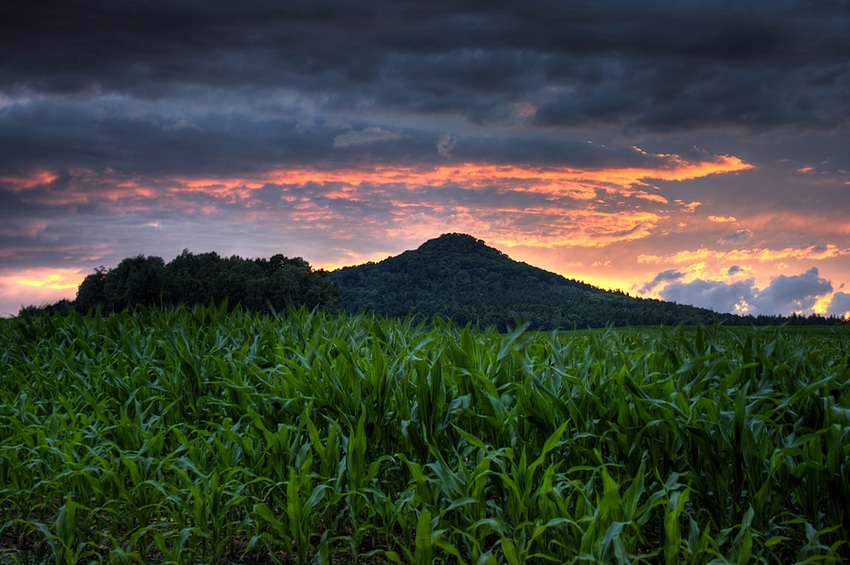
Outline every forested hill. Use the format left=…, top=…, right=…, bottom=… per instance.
left=329, top=233, right=737, bottom=329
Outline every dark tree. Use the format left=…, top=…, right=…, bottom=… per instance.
left=104, top=255, right=166, bottom=311
left=67, top=250, right=339, bottom=314
left=74, top=266, right=109, bottom=313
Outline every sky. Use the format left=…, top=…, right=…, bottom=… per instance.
left=2, top=0, right=849, bottom=318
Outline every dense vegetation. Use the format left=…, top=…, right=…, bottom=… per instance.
left=2, top=306, right=848, bottom=563
left=45, top=250, right=339, bottom=315
left=330, top=234, right=846, bottom=330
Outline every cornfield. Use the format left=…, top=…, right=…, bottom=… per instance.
left=1, top=305, right=848, bottom=563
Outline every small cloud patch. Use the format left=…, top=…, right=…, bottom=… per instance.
left=334, top=127, right=402, bottom=148
left=719, top=229, right=753, bottom=245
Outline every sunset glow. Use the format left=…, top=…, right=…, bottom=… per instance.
left=10, top=269, right=83, bottom=290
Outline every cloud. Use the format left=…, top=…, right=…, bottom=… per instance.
left=639, top=269, right=685, bottom=294
left=750, top=267, right=832, bottom=314
left=827, top=292, right=850, bottom=318
left=661, top=278, right=756, bottom=314
left=437, top=134, right=458, bottom=157
left=0, top=1, right=847, bottom=133
left=727, top=265, right=745, bottom=275
left=658, top=267, right=834, bottom=315
left=720, top=229, right=753, bottom=244
left=0, top=94, right=755, bottom=186
left=0, top=218, right=48, bottom=238
left=709, top=215, right=737, bottom=223
left=333, top=127, right=402, bottom=148
left=638, top=244, right=847, bottom=265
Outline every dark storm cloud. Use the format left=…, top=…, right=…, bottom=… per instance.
left=1, top=93, right=728, bottom=186
left=0, top=97, right=324, bottom=176
left=448, top=136, right=651, bottom=167
left=2, top=0, right=848, bottom=133
left=0, top=96, right=439, bottom=179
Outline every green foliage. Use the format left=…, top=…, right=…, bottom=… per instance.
left=330, top=233, right=751, bottom=330
left=70, top=249, right=339, bottom=315
left=1, top=307, right=849, bottom=563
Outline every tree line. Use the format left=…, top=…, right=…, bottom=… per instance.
left=33, top=250, right=339, bottom=315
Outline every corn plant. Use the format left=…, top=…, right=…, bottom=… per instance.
left=1, top=307, right=848, bottom=563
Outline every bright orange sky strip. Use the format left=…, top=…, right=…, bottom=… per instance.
left=175, top=153, right=752, bottom=197
left=7, top=268, right=84, bottom=289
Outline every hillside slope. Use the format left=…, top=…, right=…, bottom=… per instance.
left=329, top=233, right=732, bottom=329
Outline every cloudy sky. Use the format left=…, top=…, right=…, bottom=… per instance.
left=2, top=0, right=849, bottom=317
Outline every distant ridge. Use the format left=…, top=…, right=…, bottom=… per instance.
left=329, top=233, right=732, bottom=329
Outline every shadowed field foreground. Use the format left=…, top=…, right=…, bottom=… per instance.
left=1, top=306, right=849, bottom=563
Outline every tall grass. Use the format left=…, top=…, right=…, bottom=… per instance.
left=1, top=306, right=848, bottom=563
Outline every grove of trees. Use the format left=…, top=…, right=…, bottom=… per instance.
left=71, top=250, right=339, bottom=314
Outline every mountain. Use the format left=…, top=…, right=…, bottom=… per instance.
left=329, top=233, right=735, bottom=329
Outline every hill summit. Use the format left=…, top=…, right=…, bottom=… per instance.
left=329, top=233, right=729, bottom=329
left=416, top=233, right=503, bottom=257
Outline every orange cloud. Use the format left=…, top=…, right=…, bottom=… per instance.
left=442, top=207, right=662, bottom=248
left=160, top=150, right=750, bottom=202
left=746, top=211, right=850, bottom=236
left=0, top=171, right=59, bottom=191
left=15, top=149, right=749, bottom=213
left=708, top=215, right=737, bottom=223
left=638, top=243, right=847, bottom=264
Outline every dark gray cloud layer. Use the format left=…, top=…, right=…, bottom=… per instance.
left=2, top=0, right=848, bottom=133
left=2, top=0, right=848, bottom=183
